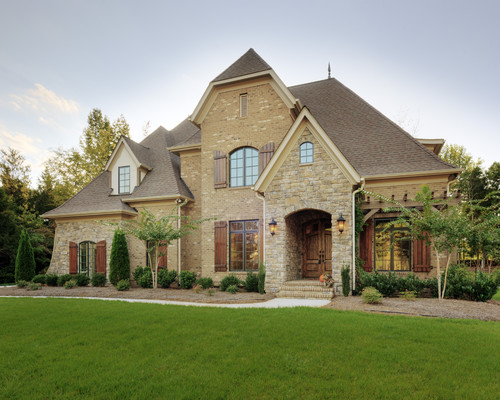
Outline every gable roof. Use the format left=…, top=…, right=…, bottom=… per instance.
left=166, top=119, right=201, bottom=149
left=289, top=78, right=459, bottom=177
left=213, top=48, right=272, bottom=82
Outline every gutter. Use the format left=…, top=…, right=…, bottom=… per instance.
left=255, top=191, right=266, bottom=265
left=352, top=178, right=365, bottom=294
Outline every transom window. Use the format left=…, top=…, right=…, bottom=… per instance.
left=374, top=219, right=411, bottom=271
left=240, top=93, right=248, bottom=117
left=230, top=147, right=258, bottom=187
left=230, top=220, right=259, bottom=271
left=300, top=142, right=313, bottom=164
left=119, top=166, right=130, bottom=194
left=79, top=241, right=96, bottom=276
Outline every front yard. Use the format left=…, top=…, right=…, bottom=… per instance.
left=0, top=298, right=498, bottom=399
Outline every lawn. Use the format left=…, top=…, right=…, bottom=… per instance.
left=0, top=298, right=498, bottom=399
left=493, top=289, right=500, bottom=301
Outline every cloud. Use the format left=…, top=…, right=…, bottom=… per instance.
left=9, top=83, right=79, bottom=114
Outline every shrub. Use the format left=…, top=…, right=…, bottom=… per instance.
left=244, top=272, right=259, bottom=292
left=196, top=277, right=214, bottom=289
left=74, top=273, right=90, bottom=287
left=45, top=274, right=58, bottom=286
left=206, top=288, right=215, bottom=296
left=57, top=274, right=73, bottom=287
left=109, top=229, right=130, bottom=286
left=158, top=269, right=177, bottom=288
left=357, top=271, right=399, bottom=297
left=138, top=269, right=153, bottom=288
left=397, top=273, right=425, bottom=295
left=15, top=230, right=36, bottom=283
left=361, top=287, right=383, bottom=304
left=341, top=265, right=350, bottom=297
left=16, top=280, right=29, bottom=288
left=0, top=272, right=15, bottom=284
left=116, top=279, right=130, bottom=291
left=258, top=263, right=266, bottom=294
left=443, top=265, right=498, bottom=302
left=400, top=289, right=417, bottom=301
left=64, top=279, right=77, bottom=289
left=32, top=274, right=46, bottom=284
left=194, top=284, right=203, bottom=294
left=28, top=282, right=42, bottom=291
left=424, top=277, right=439, bottom=298
left=226, top=284, right=239, bottom=294
left=220, top=274, right=242, bottom=292
left=179, top=271, right=197, bottom=289
left=133, top=266, right=146, bottom=284
left=91, top=273, right=106, bottom=287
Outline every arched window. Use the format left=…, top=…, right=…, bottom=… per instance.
left=79, top=241, right=96, bottom=276
left=300, top=142, right=313, bottom=164
left=230, top=147, right=259, bottom=187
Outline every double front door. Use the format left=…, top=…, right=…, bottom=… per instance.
left=302, top=219, right=332, bottom=278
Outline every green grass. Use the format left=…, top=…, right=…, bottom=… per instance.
left=0, top=298, right=499, bottom=399
left=493, top=290, right=500, bottom=301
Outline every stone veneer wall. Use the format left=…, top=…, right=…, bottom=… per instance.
left=264, top=127, right=353, bottom=295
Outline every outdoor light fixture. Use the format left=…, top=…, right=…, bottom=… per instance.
left=269, top=218, right=277, bottom=236
left=337, top=214, right=346, bottom=234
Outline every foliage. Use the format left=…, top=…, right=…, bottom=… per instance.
left=361, top=287, right=383, bottom=304
left=357, top=271, right=426, bottom=296
left=443, top=265, right=497, bottom=302
left=400, top=290, right=417, bottom=301
left=28, top=282, right=42, bottom=291
left=16, top=280, right=28, bottom=288
left=74, top=273, right=90, bottom=287
left=196, top=277, right=214, bottom=290
left=226, top=284, right=239, bottom=294
left=179, top=271, right=197, bottom=289
left=32, top=274, right=46, bottom=284
left=220, top=274, right=242, bottom=292
left=91, top=273, right=106, bottom=287
left=116, top=280, right=130, bottom=291
left=206, top=288, right=215, bottom=296
left=109, top=229, right=130, bottom=286
left=133, top=266, right=146, bottom=284
left=244, top=272, right=259, bottom=292
left=64, top=279, right=77, bottom=289
left=57, top=274, right=73, bottom=287
left=158, top=269, right=177, bottom=288
left=45, top=274, right=58, bottom=286
left=341, top=265, right=350, bottom=297
left=137, top=269, right=153, bottom=288
left=15, top=230, right=36, bottom=282
left=258, top=262, right=266, bottom=294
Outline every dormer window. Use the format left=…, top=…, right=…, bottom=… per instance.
left=300, top=142, right=313, bottom=164
left=240, top=94, right=248, bottom=117
left=118, top=166, right=131, bottom=193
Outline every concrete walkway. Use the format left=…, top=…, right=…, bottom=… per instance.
left=0, top=296, right=331, bottom=308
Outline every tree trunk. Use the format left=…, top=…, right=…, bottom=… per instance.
left=441, top=254, right=452, bottom=299
left=435, top=247, right=442, bottom=300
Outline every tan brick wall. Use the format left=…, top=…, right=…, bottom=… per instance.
left=198, top=82, right=293, bottom=282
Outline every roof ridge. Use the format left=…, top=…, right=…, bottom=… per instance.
left=123, top=135, right=150, bottom=150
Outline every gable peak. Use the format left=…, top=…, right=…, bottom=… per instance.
left=212, top=48, right=272, bottom=82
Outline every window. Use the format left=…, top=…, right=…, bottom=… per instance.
left=79, top=241, right=96, bottom=276
left=118, top=166, right=130, bottom=193
left=230, top=220, right=259, bottom=271
left=300, top=142, right=313, bottom=164
left=374, top=219, right=411, bottom=271
left=240, top=94, right=248, bottom=117
left=230, top=147, right=258, bottom=187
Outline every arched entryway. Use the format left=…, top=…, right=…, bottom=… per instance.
left=284, top=209, right=332, bottom=280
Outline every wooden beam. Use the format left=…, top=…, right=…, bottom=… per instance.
left=363, top=208, right=379, bottom=223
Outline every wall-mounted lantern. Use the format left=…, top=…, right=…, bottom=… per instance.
left=337, top=214, right=346, bottom=234
left=269, top=218, right=277, bottom=236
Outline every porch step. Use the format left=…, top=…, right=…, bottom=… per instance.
left=276, top=280, right=334, bottom=299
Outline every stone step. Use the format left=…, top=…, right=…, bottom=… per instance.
left=279, top=285, right=333, bottom=293
left=284, top=280, right=325, bottom=287
left=276, top=290, right=333, bottom=299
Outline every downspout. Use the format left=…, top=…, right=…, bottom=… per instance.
left=446, top=174, right=459, bottom=197
left=176, top=198, right=185, bottom=278
left=255, top=191, right=266, bottom=265
left=352, top=178, right=365, bottom=294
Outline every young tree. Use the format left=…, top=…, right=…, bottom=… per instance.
left=109, top=229, right=130, bottom=286
left=111, top=203, right=209, bottom=289
left=15, top=230, right=36, bottom=282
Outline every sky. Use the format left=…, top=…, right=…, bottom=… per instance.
left=0, top=0, right=498, bottom=185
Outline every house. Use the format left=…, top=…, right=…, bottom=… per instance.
left=43, top=49, right=461, bottom=295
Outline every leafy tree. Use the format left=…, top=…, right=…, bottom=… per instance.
left=109, top=229, right=130, bottom=286
left=0, top=147, right=31, bottom=209
left=0, top=188, right=21, bottom=282
left=15, top=230, right=36, bottom=282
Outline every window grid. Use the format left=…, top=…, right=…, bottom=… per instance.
left=229, top=220, right=259, bottom=271
left=119, top=166, right=130, bottom=194
left=230, top=148, right=258, bottom=187
left=300, top=142, right=313, bottom=164
left=79, top=241, right=96, bottom=276
left=374, top=219, right=411, bottom=271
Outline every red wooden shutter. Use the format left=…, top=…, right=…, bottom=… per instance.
left=214, top=221, right=227, bottom=271
left=359, top=219, right=373, bottom=272
left=214, top=151, right=227, bottom=188
left=69, top=241, right=78, bottom=274
left=413, top=238, right=431, bottom=272
left=259, top=142, right=275, bottom=175
left=259, top=219, right=264, bottom=264
left=96, top=240, right=106, bottom=275
left=158, top=241, right=168, bottom=268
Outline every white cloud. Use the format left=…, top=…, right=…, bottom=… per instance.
left=9, top=83, right=79, bottom=114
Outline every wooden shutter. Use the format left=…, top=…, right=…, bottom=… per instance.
left=359, top=219, right=373, bottom=272
left=259, top=142, right=275, bottom=175
left=413, top=238, right=431, bottom=272
left=259, top=219, right=264, bottom=264
left=214, top=151, right=227, bottom=188
left=214, top=221, right=227, bottom=272
left=96, top=240, right=106, bottom=275
left=158, top=241, right=168, bottom=268
left=69, top=241, right=78, bottom=274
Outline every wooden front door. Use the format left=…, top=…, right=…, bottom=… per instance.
left=302, top=219, right=332, bottom=278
